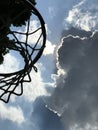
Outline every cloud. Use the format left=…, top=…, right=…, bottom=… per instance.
left=43, top=40, right=56, bottom=55
left=0, top=53, right=20, bottom=73
left=0, top=102, right=25, bottom=124
left=65, top=0, right=98, bottom=31
left=16, top=19, right=42, bottom=45
left=30, top=97, right=65, bottom=130
left=28, top=20, right=42, bottom=44
left=69, top=123, right=98, bottom=130
left=47, top=29, right=98, bottom=129
left=22, top=68, right=48, bottom=102
left=0, top=18, right=51, bottom=102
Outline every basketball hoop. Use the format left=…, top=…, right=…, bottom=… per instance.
left=0, top=0, right=46, bottom=103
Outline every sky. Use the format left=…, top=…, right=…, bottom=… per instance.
left=0, top=0, right=98, bottom=130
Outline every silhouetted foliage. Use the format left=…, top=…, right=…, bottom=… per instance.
left=0, top=0, right=36, bottom=64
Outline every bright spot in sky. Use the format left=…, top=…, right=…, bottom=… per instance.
left=43, top=40, right=56, bottom=55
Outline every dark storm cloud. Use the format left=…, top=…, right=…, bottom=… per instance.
left=47, top=29, right=98, bottom=129
left=62, top=27, right=92, bottom=38
left=31, top=97, right=65, bottom=130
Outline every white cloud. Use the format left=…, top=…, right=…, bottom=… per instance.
left=22, top=68, right=48, bottom=102
left=12, top=19, right=43, bottom=46
left=0, top=21, right=54, bottom=103
left=17, top=20, right=42, bottom=45
left=0, top=53, right=20, bottom=73
left=43, top=40, right=56, bottom=55
left=65, top=0, right=98, bottom=31
left=0, top=103, right=25, bottom=124
left=45, top=24, right=51, bottom=35
left=28, top=20, right=42, bottom=44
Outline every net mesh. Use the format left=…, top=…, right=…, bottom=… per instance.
left=0, top=0, right=46, bottom=103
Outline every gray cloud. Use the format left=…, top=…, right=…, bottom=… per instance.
left=62, top=27, right=92, bottom=38
left=47, top=29, right=98, bottom=129
left=0, top=96, right=64, bottom=130
left=31, top=97, right=65, bottom=130
left=0, top=120, right=21, bottom=130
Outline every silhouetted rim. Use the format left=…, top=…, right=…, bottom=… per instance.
left=0, top=0, right=46, bottom=103
left=0, top=0, right=46, bottom=76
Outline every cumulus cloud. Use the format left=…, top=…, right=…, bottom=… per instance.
left=0, top=53, right=20, bottom=73
left=65, top=0, right=98, bottom=31
left=23, top=68, right=48, bottom=102
left=0, top=103, right=25, bottom=124
left=16, top=19, right=42, bottom=45
left=43, top=40, right=56, bottom=55
left=0, top=48, right=57, bottom=130
left=47, top=28, right=98, bottom=130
